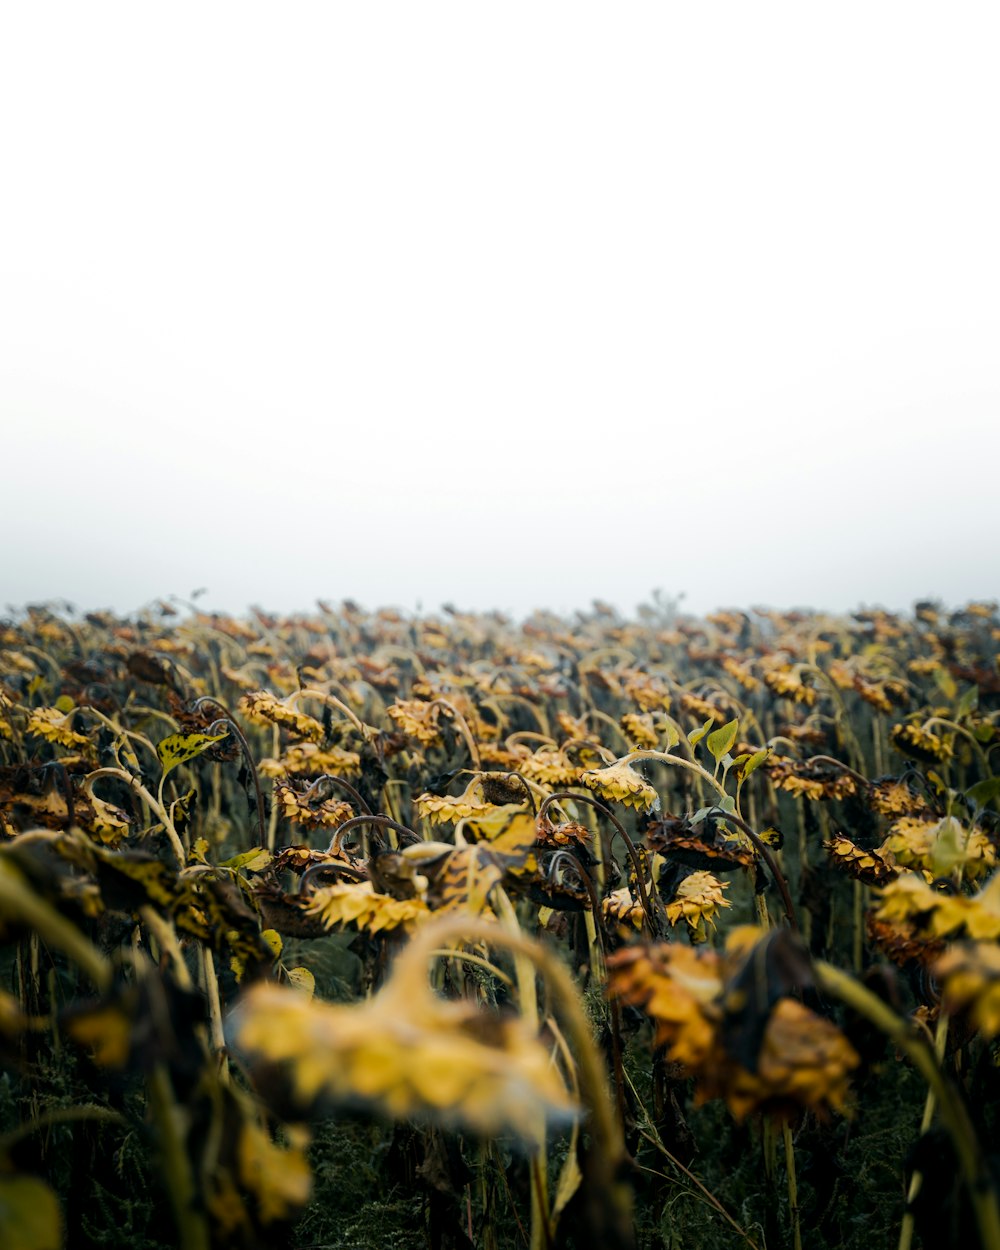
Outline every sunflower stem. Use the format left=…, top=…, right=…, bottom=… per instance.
left=815, top=962, right=1000, bottom=1250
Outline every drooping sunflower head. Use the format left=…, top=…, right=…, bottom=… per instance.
left=890, top=722, right=952, bottom=764
left=581, top=761, right=659, bottom=812
left=935, top=943, right=1000, bottom=1039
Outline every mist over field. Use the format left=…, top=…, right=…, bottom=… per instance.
left=2, top=3, right=999, bottom=620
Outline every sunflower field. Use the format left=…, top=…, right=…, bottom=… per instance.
left=1, top=597, right=998, bottom=1249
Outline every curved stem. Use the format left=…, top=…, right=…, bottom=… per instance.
left=803, top=755, right=872, bottom=788
left=191, top=697, right=266, bottom=848
left=703, top=806, right=799, bottom=934
left=289, top=687, right=370, bottom=740
left=402, top=914, right=633, bottom=1248
left=814, top=961, right=1000, bottom=1250
left=430, top=699, right=481, bottom=770
left=296, top=772, right=373, bottom=815
left=539, top=791, right=656, bottom=934
left=0, top=857, right=111, bottom=991
left=322, top=814, right=420, bottom=858
left=562, top=738, right=617, bottom=765
left=619, top=749, right=727, bottom=800
left=86, top=767, right=186, bottom=867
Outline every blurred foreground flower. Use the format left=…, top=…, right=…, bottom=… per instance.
left=936, top=943, right=1000, bottom=1038
left=608, top=931, right=858, bottom=1122
left=230, top=947, right=575, bottom=1140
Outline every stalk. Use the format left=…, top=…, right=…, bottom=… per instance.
left=815, top=962, right=1000, bottom=1250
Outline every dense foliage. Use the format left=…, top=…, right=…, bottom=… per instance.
left=0, top=596, right=998, bottom=1249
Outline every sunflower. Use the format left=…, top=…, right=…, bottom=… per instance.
left=519, top=749, right=581, bottom=788
left=415, top=791, right=494, bottom=826
left=935, top=943, right=1000, bottom=1038
left=230, top=963, right=574, bottom=1141
left=304, top=881, right=430, bottom=934
left=602, top=887, right=645, bottom=930
left=663, top=871, right=731, bottom=935
left=25, top=706, right=92, bottom=750
left=258, top=744, right=361, bottom=778
left=890, top=722, right=952, bottom=764
left=239, top=690, right=324, bottom=742
left=621, top=713, right=659, bottom=749
left=273, top=781, right=354, bottom=829
left=880, top=816, right=996, bottom=881
left=581, top=761, right=659, bottom=812
left=824, top=835, right=898, bottom=886
left=386, top=698, right=442, bottom=747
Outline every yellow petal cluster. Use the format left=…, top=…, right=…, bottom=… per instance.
left=274, top=782, right=353, bottom=829
left=231, top=978, right=575, bottom=1140
left=239, top=691, right=324, bottom=742
left=305, top=882, right=429, bottom=934
left=581, top=762, right=659, bottom=812
left=25, top=706, right=91, bottom=749
left=890, top=722, right=952, bottom=764
left=602, top=887, right=645, bottom=930
left=258, top=744, right=361, bottom=778
left=935, top=943, right=1000, bottom=1038
left=664, top=871, right=731, bottom=933
left=875, top=872, right=1000, bottom=941
left=415, top=792, right=494, bottom=825
left=386, top=699, right=442, bottom=746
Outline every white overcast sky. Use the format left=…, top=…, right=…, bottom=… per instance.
left=2, top=3, right=998, bottom=620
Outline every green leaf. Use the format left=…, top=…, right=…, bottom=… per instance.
left=929, top=817, right=969, bottom=878
left=707, top=719, right=739, bottom=765
left=156, top=730, right=229, bottom=781
left=220, top=847, right=273, bottom=873
left=662, top=721, right=680, bottom=750
left=287, top=967, right=316, bottom=997
left=0, top=1175, right=61, bottom=1250
left=967, top=778, right=1000, bottom=815
left=956, top=685, right=979, bottom=720
left=261, top=928, right=283, bottom=958
left=688, top=718, right=715, bottom=750
left=741, top=748, right=771, bottom=780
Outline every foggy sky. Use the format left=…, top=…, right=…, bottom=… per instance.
left=2, top=3, right=998, bottom=621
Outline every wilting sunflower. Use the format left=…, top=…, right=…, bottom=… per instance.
left=620, top=713, right=659, bottom=749
left=386, top=698, right=443, bottom=747
left=415, top=786, right=495, bottom=826
left=935, top=943, right=1000, bottom=1038
left=602, top=887, right=646, bottom=931
left=581, top=761, right=659, bottom=812
left=25, top=706, right=92, bottom=750
left=710, top=997, right=859, bottom=1122
left=519, top=748, right=581, bottom=788
left=663, top=871, right=731, bottom=935
left=874, top=872, right=1000, bottom=942
left=608, top=936, right=858, bottom=1123
left=273, top=781, right=354, bottom=829
left=607, top=944, right=723, bottom=1068
left=868, top=778, right=929, bottom=818
left=258, top=744, right=361, bottom=778
left=824, top=835, right=898, bottom=886
left=230, top=962, right=575, bottom=1140
left=239, top=690, right=324, bottom=743
left=304, top=881, right=430, bottom=934
left=880, top=816, right=996, bottom=881
left=890, top=722, right=952, bottom=764
left=761, top=664, right=817, bottom=706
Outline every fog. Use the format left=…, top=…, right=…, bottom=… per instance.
left=2, top=3, right=998, bottom=620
